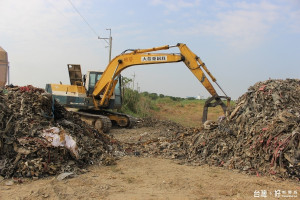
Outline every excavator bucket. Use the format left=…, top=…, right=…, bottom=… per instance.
left=202, top=95, right=231, bottom=123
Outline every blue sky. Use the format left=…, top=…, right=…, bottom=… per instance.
left=0, top=0, right=299, bottom=99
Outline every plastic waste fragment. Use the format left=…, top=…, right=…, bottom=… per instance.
left=56, top=172, right=74, bottom=181
left=41, top=127, right=79, bottom=159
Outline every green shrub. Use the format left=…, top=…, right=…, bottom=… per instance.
left=121, top=88, right=140, bottom=113
left=120, top=76, right=188, bottom=117
left=149, top=93, right=158, bottom=100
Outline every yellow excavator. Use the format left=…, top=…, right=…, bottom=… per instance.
left=46, top=43, right=230, bottom=132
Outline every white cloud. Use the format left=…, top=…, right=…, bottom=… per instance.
left=0, top=0, right=107, bottom=87
left=0, top=0, right=79, bottom=43
left=150, top=0, right=200, bottom=13
left=202, top=4, right=279, bottom=47
left=287, top=9, right=300, bottom=33
left=127, top=10, right=135, bottom=15
left=112, top=23, right=144, bottom=39
left=166, top=1, right=299, bottom=49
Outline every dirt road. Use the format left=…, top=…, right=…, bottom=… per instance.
left=1, top=126, right=299, bottom=200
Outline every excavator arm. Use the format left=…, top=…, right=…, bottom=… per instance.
left=178, top=44, right=231, bottom=122
left=93, top=43, right=230, bottom=123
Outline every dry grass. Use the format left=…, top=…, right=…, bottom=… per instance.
left=151, top=99, right=226, bottom=128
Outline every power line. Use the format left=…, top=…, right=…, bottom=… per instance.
left=46, top=0, right=107, bottom=46
left=46, top=0, right=90, bottom=37
left=66, top=0, right=103, bottom=40
left=66, top=0, right=113, bottom=61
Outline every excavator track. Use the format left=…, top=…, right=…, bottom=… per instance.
left=123, top=114, right=137, bottom=128
left=76, top=109, right=136, bottom=133
left=76, top=111, right=112, bottom=133
left=98, top=110, right=137, bottom=128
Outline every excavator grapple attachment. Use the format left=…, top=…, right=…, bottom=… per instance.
left=202, top=95, right=231, bottom=123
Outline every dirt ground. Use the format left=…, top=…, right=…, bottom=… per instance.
left=1, top=126, right=299, bottom=200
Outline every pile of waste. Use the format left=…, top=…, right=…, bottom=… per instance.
left=0, top=85, right=115, bottom=178
left=192, top=78, right=300, bottom=179
left=121, top=117, right=196, bottom=160
left=2, top=79, right=298, bottom=180
left=125, top=79, right=300, bottom=180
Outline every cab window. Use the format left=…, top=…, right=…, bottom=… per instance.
left=89, top=72, right=102, bottom=88
left=89, top=73, right=96, bottom=88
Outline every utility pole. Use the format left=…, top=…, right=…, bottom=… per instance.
left=132, top=72, right=135, bottom=90
left=136, top=82, right=140, bottom=92
left=98, top=28, right=112, bottom=63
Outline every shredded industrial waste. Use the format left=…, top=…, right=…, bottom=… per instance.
left=1, top=79, right=299, bottom=181
left=122, top=79, right=300, bottom=180
left=0, top=85, right=116, bottom=178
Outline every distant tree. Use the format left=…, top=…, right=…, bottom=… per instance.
left=159, top=94, right=165, bottom=98
left=186, top=97, right=196, bottom=100
left=170, top=96, right=177, bottom=101
left=142, top=91, right=149, bottom=96
left=149, top=93, right=158, bottom=100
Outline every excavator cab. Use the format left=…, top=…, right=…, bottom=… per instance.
left=66, top=64, right=121, bottom=110
left=86, top=71, right=102, bottom=96
left=85, top=71, right=122, bottom=109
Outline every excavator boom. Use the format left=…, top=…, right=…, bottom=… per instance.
left=93, top=53, right=184, bottom=106
left=93, top=43, right=230, bottom=122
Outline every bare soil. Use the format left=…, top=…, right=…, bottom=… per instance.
left=1, top=126, right=299, bottom=200
left=152, top=100, right=223, bottom=127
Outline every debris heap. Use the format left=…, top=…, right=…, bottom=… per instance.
left=126, top=79, right=300, bottom=180
left=0, top=86, right=114, bottom=178
left=188, top=79, right=299, bottom=179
